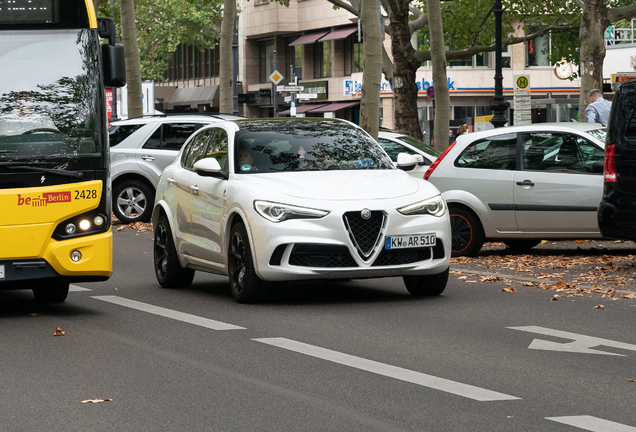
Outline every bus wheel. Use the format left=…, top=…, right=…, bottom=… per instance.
left=154, top=215, right=195, bottom=288
left=113, top=180, right=154, bottom=224
left=33, top=281, right=69, bottom=303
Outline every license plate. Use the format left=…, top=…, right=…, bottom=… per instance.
left=0, top=264, right=4, bottom=279
left=385, top=233, right=436, bottom=249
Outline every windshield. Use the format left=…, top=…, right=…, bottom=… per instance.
left=234, top=119, right=394, bottom=173
left=396, top=135, right=441, bottom=157
left=0, top=30, right=105, bottom=170
left=586, top=128, right=607, bottom=144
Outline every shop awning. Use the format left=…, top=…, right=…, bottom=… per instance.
left=308, top=101, right=360, bottom=112
left=289, top=31, right=329, bottom=46
left=279, top=103, right=329, bottom=115
left=318, top=26, right=358, bottom=42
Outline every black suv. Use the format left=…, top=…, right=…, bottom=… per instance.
left=598, top=80, right=636, bottom=239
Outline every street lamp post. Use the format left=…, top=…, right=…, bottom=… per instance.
left=490, top=0, right=509, bottom=128
left=232, top=16, right=239, bottom=116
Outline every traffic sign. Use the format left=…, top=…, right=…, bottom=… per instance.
left=514, top=74, right=530, bottom=90
left=296, top=93, right=318, bottom=99
left=276, top=85, right=304, bottom=92
left=269, top=70, right=284, bottom=85
left=426, top=86, right=435, bottom=100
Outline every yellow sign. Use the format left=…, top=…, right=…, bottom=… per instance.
left=268, top=70, right=284, bottom=85
left=516, top=76, right=529, bottom=89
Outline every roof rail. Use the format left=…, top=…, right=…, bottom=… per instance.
left=123, top=112, right=246, bottom=121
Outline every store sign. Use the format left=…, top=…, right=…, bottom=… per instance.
left=344, top=78, right=457, bottom=96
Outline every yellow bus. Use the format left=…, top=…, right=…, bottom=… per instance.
left=0, top=0, right=126, bottom=302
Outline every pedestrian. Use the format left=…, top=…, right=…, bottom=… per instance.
left=585, top=89, right=612, bottom=125
left=448, top=129, right=455, bottom=145
left=457, top=124, right=468, bottom=136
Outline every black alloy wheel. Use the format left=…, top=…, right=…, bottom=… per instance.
left=449, top=206, right=485, bottom=257
left=154, top=215, right=195, bottom=288
left=228, top=222, right=267, bottom=303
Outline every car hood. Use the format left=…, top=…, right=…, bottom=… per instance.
left=236, top=170, right=438, bottom=201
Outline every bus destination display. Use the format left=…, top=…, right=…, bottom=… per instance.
left=0, top=0, right=55, bottom=25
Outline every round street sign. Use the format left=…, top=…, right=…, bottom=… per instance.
left=426, top=86, right=435, bottom=100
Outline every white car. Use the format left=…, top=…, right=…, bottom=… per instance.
left=152, top=118, right=452, bottom=303
left=109, top=114, right=243, bottom=223
left=424, top=122, right=607, bottom=256
left=377, top=129, right=440, bottom=179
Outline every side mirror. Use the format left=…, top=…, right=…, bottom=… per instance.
left=396, top=153, right=418, bottom=171
left=97, top=17, right=117, bottom=46
left=412, top=154, right=426, bottom=166
left=193, top=158, right=228, bottom=179
left=102, top=44, right=126, bottom=88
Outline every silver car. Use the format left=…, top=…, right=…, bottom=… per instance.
left=424, top=122, right=607, bottom=256
left=377, top=129, right=440, bottom=179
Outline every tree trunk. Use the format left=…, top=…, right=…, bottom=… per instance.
left=578, top=0, right=609, bottom=122
left=120, top=0, right=143, bottom=118
left=425, top=0, right=449, bottom=151
left=219, top=0, right=235, bottom=114
left=360, top=0, right=382, bottom=140
left=387, top=0, right=422, bottom=140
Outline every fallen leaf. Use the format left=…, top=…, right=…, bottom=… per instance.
left=629, top=379, right=636, bottom=382
left=53, top=327, right=66, bottom=336
left=81, top=398, right=112, bottom=404
left=465, top=280, right=478, bottom=283
left=458, top=276, right=467, bottom=280
left=115, top=287, right=118, bottom=297
left=549, top=296, right=558, bottom=301
left=594, top=304, right=605, bottom=309
left=502, top=288, right=517, bottom=293
left=573, top=240, right=584, bottom=244
left=523, top=282, right=535, bottom=286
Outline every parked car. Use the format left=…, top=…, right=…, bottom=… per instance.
left=109, top=113, right=244, bottom=223
left=152, top=118, right=452, bottom=303
left=424, top=122, right=607, bottom=256
left=598, top=80, right=636, bottom=239
left=377, top=129, right=440, bottom=178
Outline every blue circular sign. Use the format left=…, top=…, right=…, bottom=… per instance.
left=426, top=86, right=435, bottom=100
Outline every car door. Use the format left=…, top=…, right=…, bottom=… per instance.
left=136, top=122, right=204, bottom=185
left=188, top=128, right=230, bottom=266
left=514, top=131, right=604, bottom=233
left=171, top=131, right=211, bottom=256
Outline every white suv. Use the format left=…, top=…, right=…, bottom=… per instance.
left=109, top=114, right=243, bottom=223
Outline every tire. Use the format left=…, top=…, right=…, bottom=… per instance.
left=32, top=280, right=69, bottom=303
left=113, top=180, right=154, bottom=224
left=449, top=206, right=485, bottom=257
left=154, top=215, right=195, bottom=288
left=228, top=222, right=267, bottom=303
left=403, top=268, right=449, bottom=297
left=503, top=239, right=541, bottom=250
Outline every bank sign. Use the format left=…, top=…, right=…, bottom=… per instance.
left=344, top=78, right=457, bottom=96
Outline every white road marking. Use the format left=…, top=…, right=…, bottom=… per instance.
left=508, top=326, right=636, bottom=356
left=253, top=337, right=520, bottom=402
left=92, top=295, right=246, bottom=330
left=546, top=416, right=636, bottom=431
left=69, top=285, right=91, bottom=292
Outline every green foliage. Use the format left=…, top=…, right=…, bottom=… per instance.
left=97, top=0, right=222, bottom=81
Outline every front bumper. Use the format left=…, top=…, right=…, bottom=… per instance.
left=248, top=205, right=451, bottom=282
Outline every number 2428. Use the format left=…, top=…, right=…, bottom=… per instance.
left=75, top=189, right=98, bottom=199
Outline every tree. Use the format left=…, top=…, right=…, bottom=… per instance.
left=219, top=0, right=235, bottom=114
left=120, top=0, right=143, bottom=118
left=576, top=0, right=636, bottom=121
left=360, top=0, right=383, bottom=139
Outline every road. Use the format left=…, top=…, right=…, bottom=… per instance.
left=1, top=229, right=635, bottom=431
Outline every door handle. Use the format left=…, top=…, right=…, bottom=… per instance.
left=141, top=155, right=155, bottom=161
left=516, top=180, right=535, bottom=187
left=190, top=185, right=199, bottom=195
left=167, top=178, right=175, bottom=185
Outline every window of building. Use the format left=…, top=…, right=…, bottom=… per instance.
left=259, top=39, right=275, bottom=83
left=285, top=38, right=303, bottom=80
left=313, top=41, right=332, bottom=78
left=344, top=34, right=363, bottom=76
left=453, top=106, right=475, bottom=123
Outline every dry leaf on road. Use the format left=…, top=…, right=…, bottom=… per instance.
left=502, top=288, right=517, bottom=293
left=594, top=304, right=605, bottom=309
left=53, top=327, right=66, bottom=336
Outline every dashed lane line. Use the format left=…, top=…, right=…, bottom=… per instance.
left=546, top=415, right=636, bottom=431
left=92, top=295, right=246, bottom=330
left=253, top=337, right=520, bottom=402
left=69, top=284, right=91, bottom=292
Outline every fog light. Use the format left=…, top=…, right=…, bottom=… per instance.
left=94, top=215, right=105, bottom=227
left=65, top=223, right=76, bottom=234
left=70, top=250, right=82, bottom=262
left=79, top=219, right=91, bottom=231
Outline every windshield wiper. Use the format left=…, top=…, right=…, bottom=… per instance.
left=6, top=165, right=83, bottom=180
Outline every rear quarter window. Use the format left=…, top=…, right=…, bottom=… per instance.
left=108, top=124, right=144, bottom=147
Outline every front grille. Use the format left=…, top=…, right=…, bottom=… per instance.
left=289, top=244, right=358, bottom=268
left=372, top=240, right=445, bottom=266
left=343, top=210, right=385, bottom=259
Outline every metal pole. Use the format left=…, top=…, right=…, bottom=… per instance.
left=232, top=16, right=239, bottom=116
left=490, top=0, right=509, bottom=128
left=272, top=49, right=278, bottom=117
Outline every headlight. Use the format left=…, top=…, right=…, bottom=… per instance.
left=254, top=200, right=330, bottom=223
left=397, top=195, right=446, bottom=217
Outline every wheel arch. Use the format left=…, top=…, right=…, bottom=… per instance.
left=112, top=172, right=157, bottom=193
left=442, top=191, right=494, bottom=237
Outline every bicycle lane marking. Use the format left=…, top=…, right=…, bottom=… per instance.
left=253, top=337, right=520, bottom=402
